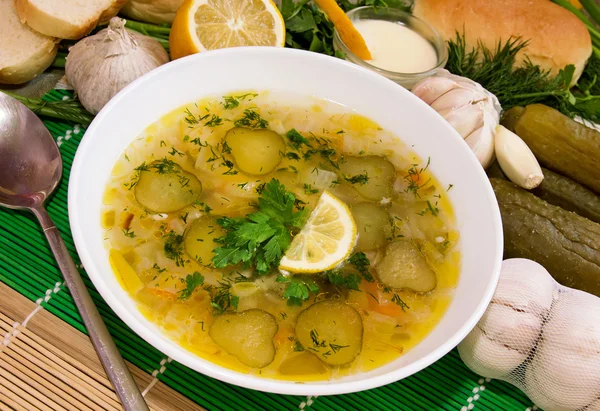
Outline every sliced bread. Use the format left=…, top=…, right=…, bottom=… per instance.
left=15, top=0, right=128, bottom=40
left=0, top=0, right=58, bottom=84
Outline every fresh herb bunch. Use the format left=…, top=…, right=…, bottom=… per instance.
left=212, top=179, right=308, bottom=274
left=446, top=33, right=600, bottom=122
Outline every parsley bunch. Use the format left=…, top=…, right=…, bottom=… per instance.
left=212, top=179, right=308, bottom=274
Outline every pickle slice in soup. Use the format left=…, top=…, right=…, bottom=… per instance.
left=376, top=239, right=436, bottom=293
left=351, top=202, right=390, bottom=251
left=225, top=127, right=285, bottom=175
left=184, top=216, right=225, bottom=265
left=209, top=309, right=278, bottom=368
left=134, top=161, right=202, bottom=213
left=339, top=156, right=396, bottom=200
left=295, top=300, right=363, bottom=366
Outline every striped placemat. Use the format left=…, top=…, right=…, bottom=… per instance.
left=0, top=89, right=535, bottom=411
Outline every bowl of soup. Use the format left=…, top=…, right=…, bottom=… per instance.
left=69, top=47, right=502, bottom=396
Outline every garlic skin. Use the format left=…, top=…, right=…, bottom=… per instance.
left=458, top=259, right=554, bottom=378
left=66, top=17, right=169, bottom=115
left=412, top=69, right=501, bottom=169
left=459, top=258, right=600, bottom=411
left=495, top=125, right=544, bottom=190
left=525, top=290, right=600, bottom=411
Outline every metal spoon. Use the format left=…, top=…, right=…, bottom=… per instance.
left=0, top=93, right=149, bottom=411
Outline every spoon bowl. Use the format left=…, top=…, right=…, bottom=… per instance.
left=0, top=95, right=61, bottom=208
left=0, top=92, right=148, bottom=411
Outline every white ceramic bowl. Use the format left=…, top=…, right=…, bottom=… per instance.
left=69, top=47, right=502, bottom=396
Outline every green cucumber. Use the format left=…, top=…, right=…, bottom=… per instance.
left=491, top=178, right=600, bottom=297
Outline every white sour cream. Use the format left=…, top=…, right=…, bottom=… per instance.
left=353, top=20, right=438, bottom=73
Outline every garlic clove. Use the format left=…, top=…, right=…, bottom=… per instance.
left=492, top=258, right=555, bottom=318
left=458, top=309, right=533, bottom=378
left=495, top=125, right=544, bottom=190
left=525, top=290, right=600, bottom=410
left=411, top=76, right=458, bottom=105
left=430, top=87, right=481, bottom=113
left=465, top=122, right=495, bottom=169
left=441, top=102, right=484, bottom=139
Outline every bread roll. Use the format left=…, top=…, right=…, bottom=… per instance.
left=15, top=0, right=128, bottom=40
left=0, top=0, right=58, bottom=84
left=413, top=0, right=592, bottom=84
left=120, top=0, right=184, bottom=24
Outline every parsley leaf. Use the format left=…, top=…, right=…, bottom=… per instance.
left=212, top=179, right=308, bottom=274
left=178, top=272, right=205, bottom=300
left=327, top=271, right=361, bottom=291
left=282, top=278, right=319, bottom=306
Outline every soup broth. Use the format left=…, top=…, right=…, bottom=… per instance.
left=102, top=91, right=460, bottom=381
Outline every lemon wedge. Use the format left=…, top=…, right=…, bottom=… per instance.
left=279, top=191, right=357, bottom=273
left=169, top=0, right=286, bottom=60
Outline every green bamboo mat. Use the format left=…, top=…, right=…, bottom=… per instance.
left=0, top=89, right=534, bottom=411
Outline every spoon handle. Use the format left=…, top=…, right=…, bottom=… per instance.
left=32, top=206, right=149, bottom=411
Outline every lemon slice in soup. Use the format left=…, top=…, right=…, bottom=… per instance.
left=279, top=191, right=357, bottom=273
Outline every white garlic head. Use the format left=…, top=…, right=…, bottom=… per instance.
left=458, top=259, right=554, bottom=378
left=66, top=17, right=169, bottom=115
left=525, top=290, right=600, bottom=411
left=459, top=258, right=600, bottom=411
left=412, top=69, right=502, bottom=169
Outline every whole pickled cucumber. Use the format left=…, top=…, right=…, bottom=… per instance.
left=491, top=178, right=600, bottom=297
left=501, top=104, right=600, bottom=194
left=532, top=168, right=600, bottom=224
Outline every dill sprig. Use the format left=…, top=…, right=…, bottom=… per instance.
left=446, top=33, right=600, bottom=122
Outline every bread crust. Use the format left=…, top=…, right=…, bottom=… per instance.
left=413, top=0, right=592, bottom=84
left=120, top=0, right=184, bottom=24
left=0, top=0, right=58, bottom=84
left=15, top=0, right=128, bottom=40
left=0, top=39, right=57, bottom=84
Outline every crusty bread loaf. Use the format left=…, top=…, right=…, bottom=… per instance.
left=0, top=0, right=58, bottom=84
left=413, top=0, right=592, bottom=84
left=15, top=0, right=128, bottom=40
left=120, top=0, right=184, bottom=24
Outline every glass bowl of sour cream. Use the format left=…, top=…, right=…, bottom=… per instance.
left=333, top=6, right=448, bottom=89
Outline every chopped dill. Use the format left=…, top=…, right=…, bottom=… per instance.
left=179, top=212, right=189, bottom=224
left=303, top=183, right=319, bottom=195
left=152, top=263, right=166, bottom=273
left=344, top=173, right=369, bottom=185
left=233, top=109, right=268, bottom=128
left=204, top=114, right=223, bottom=127
left=285, top=128, right=312, bottom=150
left=391, top=293, right=410, bottom=311
left=222, top=93, right=258, bottom=109
left=168, top=146, right=184, bottom=157
left=122, top=228, right=135, bottom=238
left=163, top=232, right=187, bottom=267
left=310, top=329, right=326, bottom=348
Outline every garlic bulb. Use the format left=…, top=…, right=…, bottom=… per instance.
left=525, top=290, right=600, bottom=410
left=495, top=125, right=544, bottom=190
left=457, top=259, right=554, bottom=378
left=66, top=17, right=169, bottom=115
left=459, top=258, right=600, bottom=411
left=412, top=69, right=502, bottom=168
